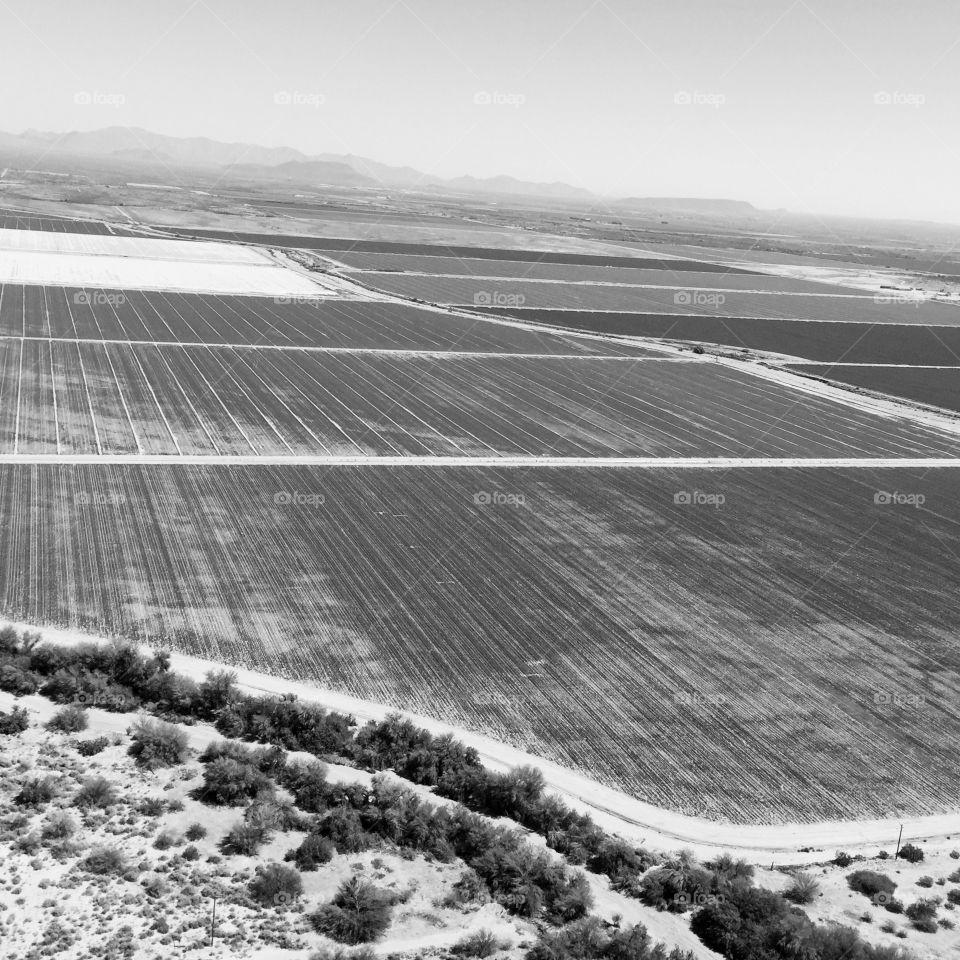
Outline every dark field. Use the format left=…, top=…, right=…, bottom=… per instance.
left=3, top=462, right=959, bottom=823
left=3, top=343, right=959, bottom=458
left=156, top=226, right=758, bottom=270
left=0, top=283, right=644, bottom=356
left=370, top=275, right=960, bottom=323
left=787, top=364, right=960, bottom=413
left=476, top=308, right=960, bottom=362
left=0, top=213, right=138, bottom=235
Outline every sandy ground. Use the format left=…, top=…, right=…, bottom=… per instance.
left=6, top=620, right=959, bottom=868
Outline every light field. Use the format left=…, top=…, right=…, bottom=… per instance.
left=362, top=274, right=960, bottom=323
left=0, top=213, right=138, bottom=235
left=0, top=283, right=650, bottom=356
left=3, top=463, right=958, bottom=824
left=2, top=342, right=958, bottom=459
left=0, top=227, right=273, bottom=264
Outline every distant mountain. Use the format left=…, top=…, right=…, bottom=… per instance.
left=619, top=197, right=757, bottom=216
left=444, top=174, right=593, bottom=200
left=225, top=160, right=376, bottom=188
left=2, top=126, right=599, bottom=201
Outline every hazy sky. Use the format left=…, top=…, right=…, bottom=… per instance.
left=1, top=0, right=958, bottom=222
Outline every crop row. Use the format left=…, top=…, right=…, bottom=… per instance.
left=2, top=340, right=959, bottom=458
left=0, top=213, right=137, bottom=235
left=364, top=274, right=960, bottom=325
left=1, top=462, right=958, bottom=823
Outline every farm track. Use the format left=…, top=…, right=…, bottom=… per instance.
left=2, top=463, right=959, bottom=824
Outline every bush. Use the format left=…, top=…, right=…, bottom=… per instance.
left=138, top=797, right=166, bottom=817
left=444, top=870, right=489, bottom=908
left=40, top=811, right=77, bottom=841
left=834, top=851, right=854, bottom=867
left=280, top=760, right=329, bottom=812
left=220, top=820, right=268, bottom=856
left=153, top=831, right=177, bottom=850
left=285, top=833, right=335, bottom=872
left=0, top=664, right=39, bottom=695
left=883, top=898, right=905, bottom=914
left=308, top=949, right=377, bottom=960
left=0, top=706, right=30, bottom=734
left=46, top=704, right=88, bottom=733
left=916, top=876, right=934, bottom=888
left=784, top=871, right=820, bottom=904
left=82, top=845, right=128, bottom=876
left=74, top=776, right=118, bottom=809
left=848, top=870, right=897, bottom=899
left=185, top=822, right=207, bottom=841
left=127, top=716, right=189, bottom=769
left=194, top=757, right=272, bottom=806
left=899, top=843, right=925, bottom=864
left=14, top=776, right=59, bottom=807
left=947, top=889, right=960, bottom=905
left=249, top=862, right=304, bottom=908
left=75, top=736, right=110, bottom=756
left=451, top=929, right=505, bottom=958
left=309, top=877, right=393, bottom=944
left=181, top=844, right=200, bottom=861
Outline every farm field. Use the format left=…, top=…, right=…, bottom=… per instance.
left=365, top=274, right=960, bottom=322
left=1, top=462, right=959, bottom=824
left=2, top=343, right=959, bottom=458
left=0, top=226, right=273, bottom=263
left=0, top=283, right=648, bottom=355
left=476, top=308, right=960, bottom=360
left=786, top=364, right=960, bottom=413
left=0, top=212, right=139, bottom=234
left=332, top=256, right=851, bottom=294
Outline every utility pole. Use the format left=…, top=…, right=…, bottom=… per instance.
left=894, top=825, right=903, bottom=859
left=209, top=897, right=217, bottom=947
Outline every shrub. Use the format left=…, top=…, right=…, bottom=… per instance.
left=916, top=876, right=934, bottom=888
left=249, top=862, right=304, bottom=908
left=444, top=870, right=489, bottom=908
left=193, top=757, right=272, bottom=806
left=153, top=831, right=177, bottom=850
left=74, top=776, right=118, bottom=809
left=848, top=870, right=897, bottom=899
left=41, top=812, right=77, bottom=840
left=939, top=917, right=955, bottom=930
left=899, top=843, right=924, bottom=864
left=451, top=929, right=505, bottom=958
left=0, top=706, right=30, bottom=734
left=285, top=833, right=335, bottom=872
left=0, top=664, right=39, bottom=695
left=280, top=760, right=330, bottom=812
left=185, top=822, right=207, bottom=841
left=46, top=704, right=88, bottom=733
left=127, top=716, right=189, bottom=769
left=784, top=871, right=820, bottom=904
left=220, top=820, right=269, bottom=856
left=834, top=851, right=854, bottom=867
left=82, top=845, right=128, bottom=876
left=308, top=949, right=377, bottom=960
left=947, top=889, right=960, bottom=905
left=14, top=776, right=59, bottom=807
left=181, top=845, right=200, bottom=861
left=138, top=797, right=166, bottom=817
left=75, top=736, right=110, bottom=756
left=309, top=877, right=393, bottom=944
left=883, top=898, right=905, bottom=914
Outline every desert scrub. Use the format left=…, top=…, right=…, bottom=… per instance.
left=75, top=736, right=110, bottom=756
left=184, top=822, right=207, bottom=841
left=309, top=877, right=393, bottom=944
left=74, top=776, right=118, bottom=809
left=249, top=863, right=304, bottom=908
left=46, top=704, right=88, bottom=733
left=0, top=705, right=30, bottom=734
left=14, top=775, right=59, bottom=807
left=783, top=871, right=820, bottom=904
left=127, top=716, right=189, bottom=769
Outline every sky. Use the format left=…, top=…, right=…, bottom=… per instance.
left=1, top=0, right=958, bottom=222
